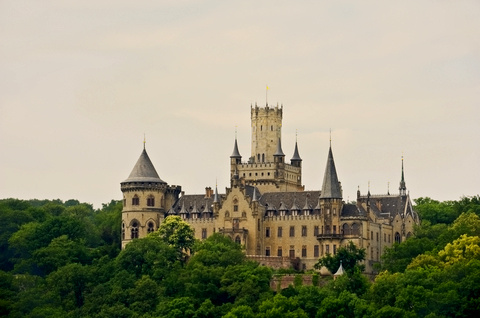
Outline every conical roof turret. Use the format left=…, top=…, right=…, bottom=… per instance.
left=230, top=138, right=242, bottom=158
left=291, top=141, right=302, bottom=161
left=273, top=138, right=285, bottom=157
left=320, top=146, right=342, bottom=199
left=122, top=148, right=165, bottom=184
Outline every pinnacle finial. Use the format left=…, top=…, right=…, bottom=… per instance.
left=143, top=133, right=146, bottom=149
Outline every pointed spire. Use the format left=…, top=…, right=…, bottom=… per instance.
left=231, top=138, right=242, bottom=158
left=122, top=148, right=165, bottom=183
left=273, top=138, right=285, bottom=156
left=291, top=141, right=302, bottom=162
left=213, top=184, right=220, bottom=203
left=179, top=200, right=188, bottom=215
left=291, top=196, right=300, bottom=211
left=252, top=186, right=258, bottom=202
left=203, top=200, right=211, bottom=213
left=320, top=145, right=342, bottom=199
left=334, top=260, right=345, bottom=277
left=303, top=195, right=310, bottom=210
left=191, top=200, right=199, bottom=214
left=399, top=155, right=407, bottom=196
left=167, top=205, right=176, bottom=215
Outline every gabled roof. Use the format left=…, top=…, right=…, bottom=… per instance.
left=320, top=146, right=342, bottom=199
left=122, top=149, right=166, bottom=183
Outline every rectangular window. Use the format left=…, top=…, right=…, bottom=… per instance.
left=289, top=248, right=295, bottom=258
left=289, top=226, right=295, bottom=237
left=265, top=227, right=270, bottom=238
left=301, top=225, right=307, bottom=237
left=384, top=233, right=386, bottom=242
left=234, top=205, right=238, bottom=212
left=265, top=247, right=270, bottom=256
left=314, top=245, right=319, bottom=257
left=314, top=226, right=319, bottom=236
left=257, top=219, right=260, bottom=231
left=371, top=231, right=373, bottom=240
left=388, top=234, right=391, bottom=243
left=326, top=244, right=330, bottom=254
left=333, top=225, right=337, bottom=234
left=201, top=228, right=207, bottom=239
left=333, top=244, right=337, bottom=255
left=302, top=246, right=307, bottom=257
left=376, top=232, right=379, bottom=241
left=278, top=226, right=283, bottom=237
left=277, top=247, right=282, bottom=257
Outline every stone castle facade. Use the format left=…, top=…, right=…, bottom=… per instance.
left=121, top=104, right=419, bottom=274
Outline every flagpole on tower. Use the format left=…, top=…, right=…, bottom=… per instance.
left=266, top=85, right=269, bottom=106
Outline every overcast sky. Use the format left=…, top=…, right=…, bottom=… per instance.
left=1, top=0, right=479, bottom=208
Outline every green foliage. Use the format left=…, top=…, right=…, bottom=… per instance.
left=1, top=196, right=480, bottom=317
left=314, top=241, right=366, bottom=274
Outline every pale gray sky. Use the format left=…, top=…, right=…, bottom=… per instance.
left=1, top=0, right=479, bottom=208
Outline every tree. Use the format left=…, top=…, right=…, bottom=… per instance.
left=314, top=241, right=365, bottom=274
left=154, top=215, right=196, bottom=262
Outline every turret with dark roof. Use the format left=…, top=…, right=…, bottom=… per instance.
left=231, top=138, right=242, bottom=159
left=273, top=138, right=285, bottom=157
left=122, top=148, right=166, bottom=185
left=290, top=141, right=302, bottom=167
left=399, top=156, right=407, bottom=196
left=320, top=146, right=342, bottom=199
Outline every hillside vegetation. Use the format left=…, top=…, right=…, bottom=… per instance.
left=0, top=196, right=479, bottom=317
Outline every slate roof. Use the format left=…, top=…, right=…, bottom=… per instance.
left=122, top=149, right=166, bottom=183
left=260, top=191, right=321, bottom=211
left=172, top=194, right=217, bottom=215
left=273, top=138, right=285, bottom=157
left=291, top=141, right=302, bottom=161
left=320, top=146, right=342, bottom=199
left=231, top=139, right=242, bottom=158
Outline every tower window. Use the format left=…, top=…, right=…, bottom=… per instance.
left=147, top=196, right=155, bottom=207
left=278, top=226, right=283, bottom=237
left=277, top=247, right=282, bottom=257
left=271, top=125, right=273, bottom=131
left=202, top=228, right=207, bottom=239
left=131, top=221, right=139, bottom=239
left=265, top=227, right=270, bottom=237
left=261, top=125, right=263, bottom=131
left=147, top=221, right=155, bottom=233
left=301, top=226, right=307, bottom=237
left=314, top=226, right=319, bottom=236
left=132, top=195, right=139, bottom=206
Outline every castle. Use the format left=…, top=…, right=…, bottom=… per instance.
left=121, top=104, right=419, bottom=273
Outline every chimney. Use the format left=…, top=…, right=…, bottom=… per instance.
left=205, top=187, right=212, bottom=198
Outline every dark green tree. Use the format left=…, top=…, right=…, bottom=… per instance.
left=314, top=241, right=366, bottom=274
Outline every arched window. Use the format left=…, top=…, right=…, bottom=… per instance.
left=132, top=195, right=139, bottom=206
left=395, top=232, right=401, bottom=244
left=147, top=196, right=155, bottom=207
left=262, top=153, right=265, bottom=162
left=257, top=154, right=260, bottom=162
left=122, top=223, right=125, bottom=240
left=131, top=221, right=139, bottom=239
left=225, top=211, right=230, bottom=218
left=235, top=236, right=241, bottom=244
left=406, top=232, right=412, bottom=239
left=351, top=223, right=360, bottom=236
left=147, top=221, right=155, bottom=233
left=342, top=223, right=350, bottom=235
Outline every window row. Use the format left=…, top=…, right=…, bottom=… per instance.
left=265, top=224, right=362, bottom=238
left=264, top=244, right=337, bottom=258
left=126, top=195, right=157, bottom=207
left=122, top=221, right=156, bottom=240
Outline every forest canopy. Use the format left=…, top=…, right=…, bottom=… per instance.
left=0, top=195, right=479, bottom=317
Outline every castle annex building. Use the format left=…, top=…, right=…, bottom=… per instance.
left=121, top=104, right=420, bottom=273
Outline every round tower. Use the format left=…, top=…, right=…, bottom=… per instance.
left=120, top=147, right=168, bottom=249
